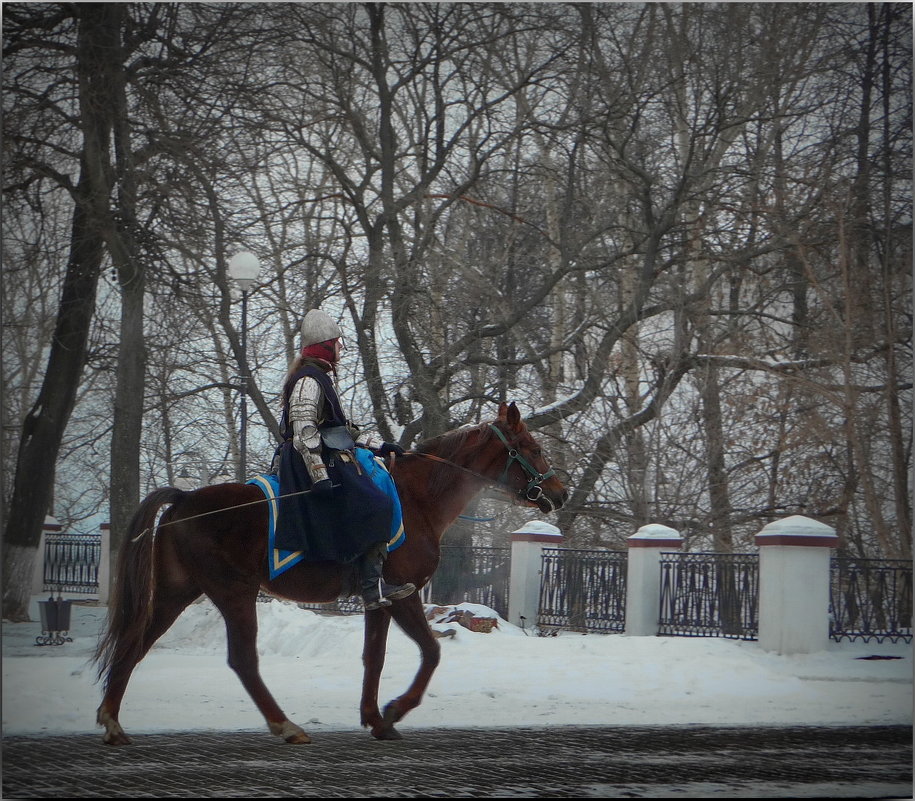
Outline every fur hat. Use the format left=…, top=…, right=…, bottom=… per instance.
left=300, top=309, right=343, bottom=348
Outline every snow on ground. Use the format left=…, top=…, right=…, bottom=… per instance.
left=2, top=595, right=911, bottom=738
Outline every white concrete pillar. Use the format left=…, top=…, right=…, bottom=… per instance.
left=98, top=522, right=111, bottom=605
left=508, top=521, right=563, bottom=631
left=625, top=523, right=683, bottom=636
left=755, top=515, right=839, bottom=655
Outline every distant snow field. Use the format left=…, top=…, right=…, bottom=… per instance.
left=2, top=596, right=911, bottom=737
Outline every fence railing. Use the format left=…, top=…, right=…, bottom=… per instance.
left=537, top=548, right=627, bottom=634
left=43, top=534, right=101, bottom=594
left=38, top=528, right=913, bottom=645
left=297, top=545, right=512, bottom=616
left=421, top=546, right=510, bottom=619
left=657, top=552, right=760, bottom=640
left=830, top=557, right=913, bottom=643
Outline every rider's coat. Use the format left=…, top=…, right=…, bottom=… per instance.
left=274, top=362, right=392, bottom=562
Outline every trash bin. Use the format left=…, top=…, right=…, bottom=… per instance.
left=36, top=595, right=72, bottom=646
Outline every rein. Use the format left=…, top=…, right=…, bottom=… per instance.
left=407, top=423, right=557, bottom=507
left=406, top=451, right=517, bottom=502
left=134, top=423, right=557, bottom=542
left=130, top=485, right=334, bottom=542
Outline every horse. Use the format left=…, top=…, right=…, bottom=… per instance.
left=94, top=401, right=568, bottom=745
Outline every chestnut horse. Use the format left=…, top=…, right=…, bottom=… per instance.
left=94, top=402, right=567, bottom=745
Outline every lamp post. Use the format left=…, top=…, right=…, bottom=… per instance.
left=227, top=251, right=260, bottom=482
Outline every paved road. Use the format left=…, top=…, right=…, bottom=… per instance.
left=2, top=725, right=911, bottom=798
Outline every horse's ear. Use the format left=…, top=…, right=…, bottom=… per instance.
left=497, top=402, right=509, bottom=421
left=506, top=401, right=522, bottom=430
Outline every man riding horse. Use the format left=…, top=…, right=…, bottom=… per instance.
left=275, top=309, right=415, bottom=610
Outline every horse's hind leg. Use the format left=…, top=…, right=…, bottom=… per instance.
left=207, top=587, right=311, bottom=744
left=372, top=592, right=441, bottom=740
left=98, top=585, right=200, bottom=745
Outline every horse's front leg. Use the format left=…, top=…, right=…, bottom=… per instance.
left=360, top=607, right=395, bottom=738
left=377, top=592, right=441, bottom=738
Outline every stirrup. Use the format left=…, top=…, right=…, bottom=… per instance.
left=363, top=580, right=416, bottom=611
left=382, top=581, right=416, bottom=601
left=363, top=595, right=393, bottom=611
left=363, top=577, right=393, bottom=611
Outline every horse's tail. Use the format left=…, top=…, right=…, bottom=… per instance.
left=93, top=487, right=187, bottom=688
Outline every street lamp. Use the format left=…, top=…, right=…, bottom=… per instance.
left=227, top=251, right=260, bottom=482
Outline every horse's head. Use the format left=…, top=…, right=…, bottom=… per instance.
left=488, top=402, right=569, bottom=514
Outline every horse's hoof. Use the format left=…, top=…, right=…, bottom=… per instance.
left=382, top=701, right=402, bottom=726
left=372, top=725, right=403, bottom=741
left=269, top=719, right=311, bottom=744
left=102, top=730, right=132, bottom=746
left=372, top=702, right=405, bottom=739
left=98, top=711, right=132, bottom=746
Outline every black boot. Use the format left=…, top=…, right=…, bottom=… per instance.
left=359, top=545, right=415, bottom=611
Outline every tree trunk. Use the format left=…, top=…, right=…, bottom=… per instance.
left=620, top=259, right=649, bottom=527
left=698, top=358, right=733, bottom=552
left=368, top=5, right=448, bottom=439
left=878, top=7, right=912, bottom=557
left=848, top=4, right=879, bottom=350
left=107, top=2, right=147, bottom=572
left=2, top=5, right=118, bottom=621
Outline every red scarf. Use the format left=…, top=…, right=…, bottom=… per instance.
left=300, top=339, right=338, bottom=365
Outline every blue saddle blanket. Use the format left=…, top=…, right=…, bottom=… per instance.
left=248, top=447, right=406, bottom=579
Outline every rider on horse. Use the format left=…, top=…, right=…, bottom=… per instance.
left=276, top=309, right=415, bottom=611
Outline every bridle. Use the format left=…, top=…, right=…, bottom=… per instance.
left=486, top=424, right=557, bottom=505
left=410, top=423, right=558, bottom=509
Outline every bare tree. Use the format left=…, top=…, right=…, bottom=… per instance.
left=3, top=4, right=121, bottom=620
left=3, top=3, right=908, bottom=579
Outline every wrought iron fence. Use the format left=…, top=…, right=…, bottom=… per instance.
left=275, top=546, right=512, bottom=616
left=830, top=557, right=913, bottom=643
left=43, top=534, right=101, bottom=594
left=537, top=548, right=627, bottom=634
left=658, top=552, right=759, bottom=640
left=421, top=546, right=510, bottom=619
left=289, top=543, right=914, bottom=643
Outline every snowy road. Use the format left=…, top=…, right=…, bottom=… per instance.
left=2, top=724, right=911, bottom=798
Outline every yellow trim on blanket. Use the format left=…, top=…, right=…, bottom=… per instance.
left=249, top=475, right=305, bottom=573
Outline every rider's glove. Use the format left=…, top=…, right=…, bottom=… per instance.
left=307, top=462, right=333, bottom=496
left=377, top=442, right=405, bottom=458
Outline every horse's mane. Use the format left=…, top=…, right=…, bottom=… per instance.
left=412, top=423, right=497, bottom=501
